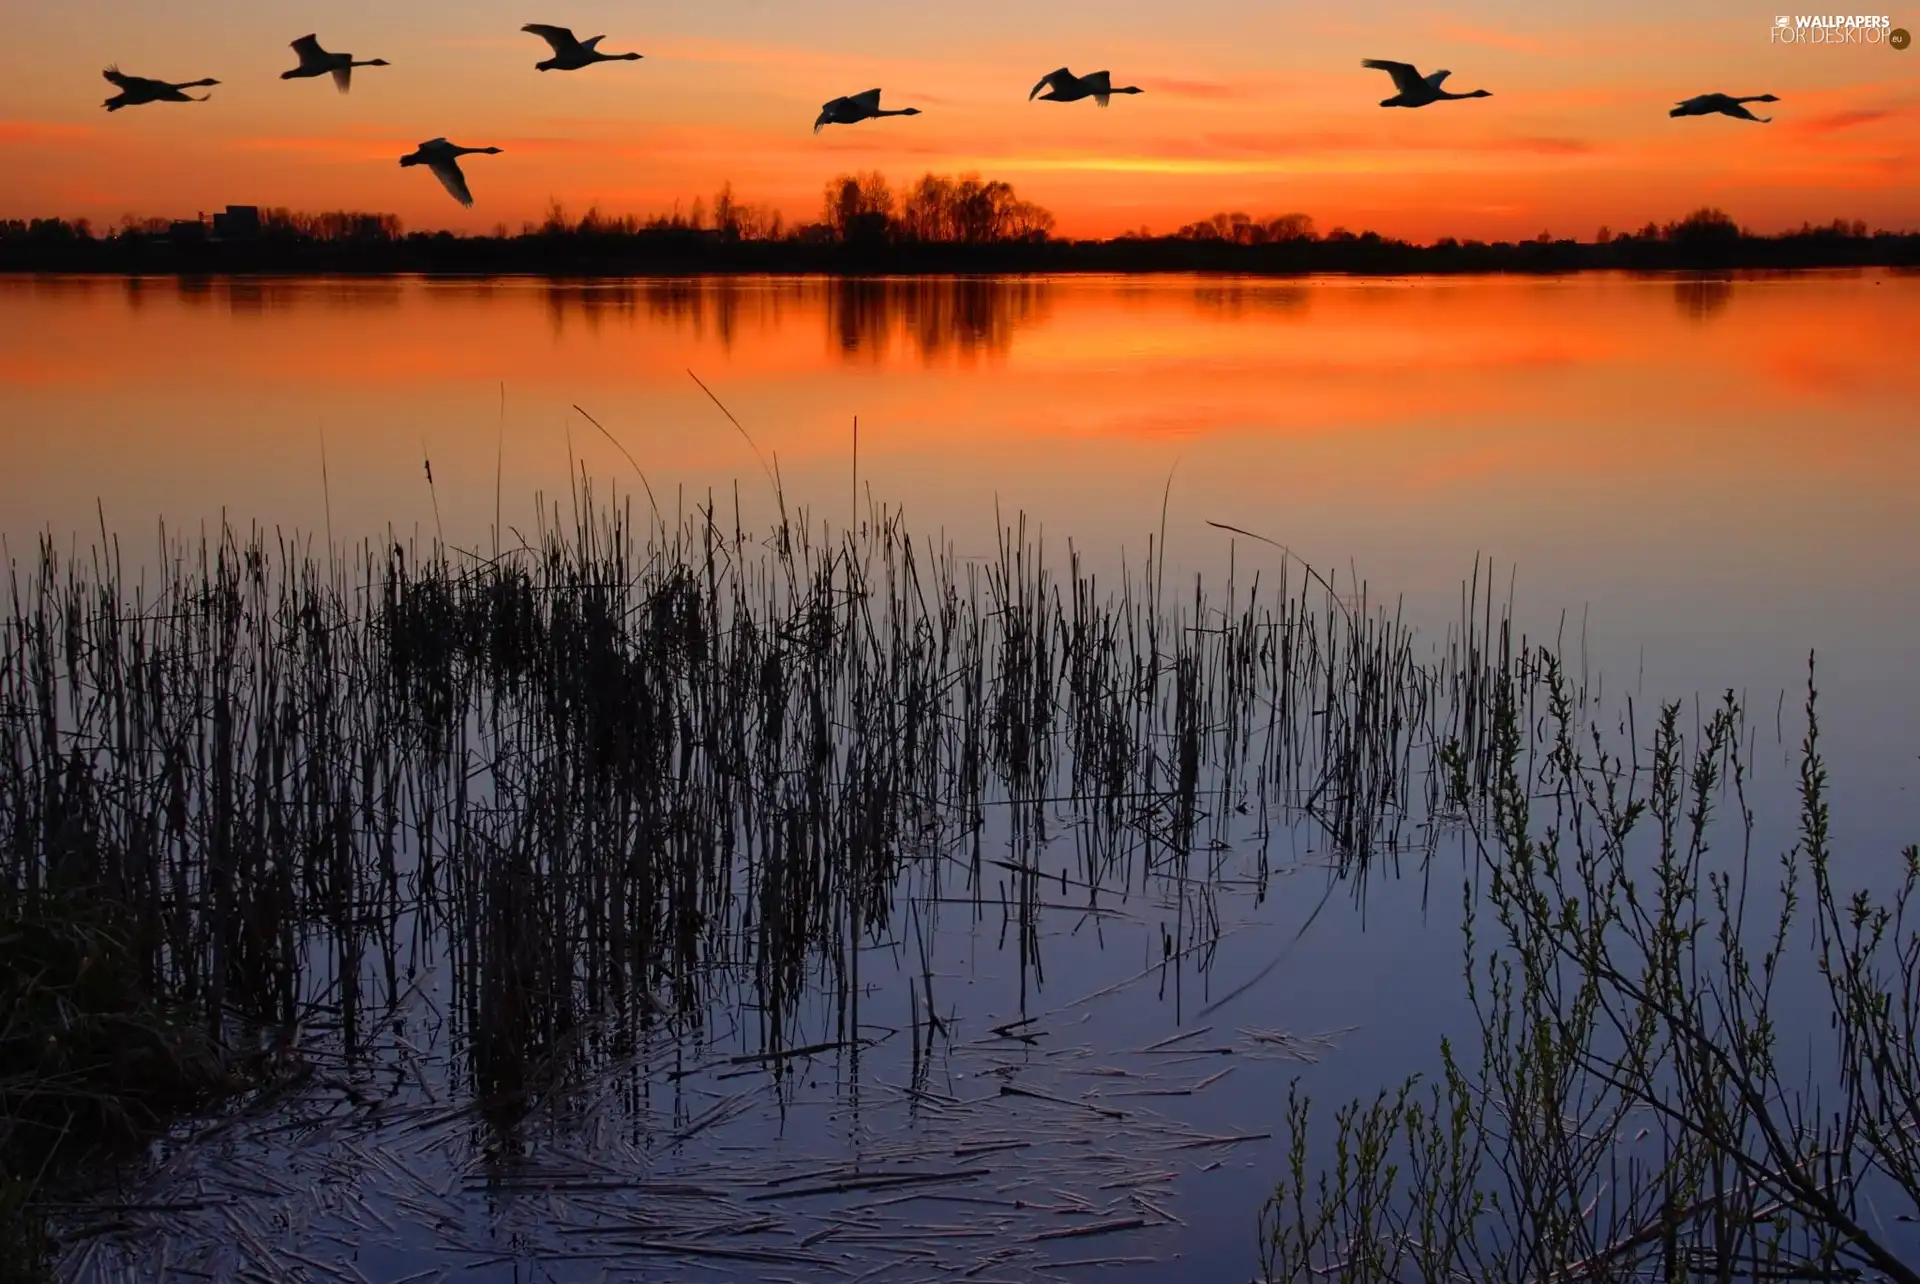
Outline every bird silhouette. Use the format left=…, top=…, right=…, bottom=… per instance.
left=814, top=88, right=922, bottom=134
left=521, top=24, right=642, bottom=71
left=281, top=35, right=390, bottom=93
left=399, top=139, right=503, bottom=206
left=101, top=66, right=219, bottom=111
left=1029, top=68, right=1143, bottom=107
left=1361, top=59, right=1491, bottom=107
left=1670, top=92, right=1779, bottom=122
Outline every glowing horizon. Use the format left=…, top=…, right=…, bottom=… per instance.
left=1, top=1, right=1915, bottom=241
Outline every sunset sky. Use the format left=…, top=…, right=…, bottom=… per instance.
left=3, top=0, right=1916, bottom=240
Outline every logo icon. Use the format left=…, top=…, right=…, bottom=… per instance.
left=1892, top=25, right=1912, bottom=47
left=1775, top=13, right=1793, bottom=24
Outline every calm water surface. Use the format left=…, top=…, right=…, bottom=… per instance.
left=3, top=271, right=1916, bottom=1281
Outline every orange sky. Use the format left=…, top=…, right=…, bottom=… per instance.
left=2, top=1, right=1916, bottom=239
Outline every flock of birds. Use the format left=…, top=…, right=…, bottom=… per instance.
left=98, top=25, right=1787, bottom=209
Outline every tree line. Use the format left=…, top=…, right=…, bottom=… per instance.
left=514, top=173, right=1057, bottom=246
left=2, top=195, right=1914, bottom=273
left=816, top=172, right=1056, bottom=246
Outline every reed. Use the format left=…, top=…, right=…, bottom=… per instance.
left=0, top=478, right=1524, bottom=1268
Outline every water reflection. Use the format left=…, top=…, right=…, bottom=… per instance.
left=541, top=278, right=803, bottom=349
left=225, top=278, right=267, bottom=315
left=2, top=265, right=1916, bottom=1282
left=826, top=276, right=1050, bottom=363
left=530, top=277, right=1051, bottom=363
left=1192, top=282, right=1311, bottom=315
left=117, top=273, right=407, bottom=315
left=2, top=271, right=1914, bottom=694
left=1674, top=276, right=1733, bottom=321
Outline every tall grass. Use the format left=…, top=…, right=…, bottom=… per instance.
left=1, top=479, right=1525, bottom=1267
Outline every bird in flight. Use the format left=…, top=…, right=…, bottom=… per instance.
left=399, top=139, right=503, bottom=206
left=814, top=88, right=922, bottom=134
left=101, top=66, right=219, bottom=111
left=1670, top=92, right=1779, bottom=122
left=521, top=24, right=643, bottom=71
left=1360, top=59, right=1491, bottom=107
left=281, top=35, right=390, bottom=94
left=1029, top=68, right=1143, bottom=107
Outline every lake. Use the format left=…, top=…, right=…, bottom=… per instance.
left=3, top=270, right=1917, bottom=1282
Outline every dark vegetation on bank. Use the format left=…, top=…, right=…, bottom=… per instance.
left=2, top=172, right=1914, bottom=275
left=0, top=901, right=247, bottom=1280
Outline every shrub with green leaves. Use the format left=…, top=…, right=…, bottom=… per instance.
left=1261, top=656, right=1920, bottom=1283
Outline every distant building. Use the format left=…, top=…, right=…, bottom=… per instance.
left=167, top=215, right=207, bottom=245
left=212, top=205, right=260, bottom=241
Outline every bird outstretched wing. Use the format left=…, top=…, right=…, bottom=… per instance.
left=1086, top=70, right=1112, bottom=106
left=332, top=66, right=352, bottom=93
left=1360, top=59, right=1426, bottom=95
left=850, top=88, right=883, bottom=111
left=522, top=24, right=582, bottom=55
left=814, top=97, right=848, bottom=133
left=102, top=65, right=135, bottom=88
left=1424, top=69, right=1451, bottom=88
left=1030, top=67, right=1073, bottom=99
left=429, top=157, right=474, bottom=206
left=291, top=34, right=326, bottom=63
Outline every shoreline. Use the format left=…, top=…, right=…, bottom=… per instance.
left=4, top=262, right=1915, bottom=282
left=3, top=237, right=1915, bottom=280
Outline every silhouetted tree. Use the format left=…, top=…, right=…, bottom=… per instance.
left=1174, top=211, right=1316, bottom=244
left=260, top=208, right=401, bottom=241
left=822, top=172, right=895, bottom=246
left=821, top=171, right=1053, bottom=246
left=0, top=217, right=94, bottom=245
left=1661, top=206, right=1741, bottom=264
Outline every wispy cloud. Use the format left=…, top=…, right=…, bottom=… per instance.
left=424, top=34, right=528, bottom=53
left=1792, top=108, right=1895, bottom=134
left=504, top=122, right=810, bottom=157
left=644, top=35, right=817, bottom=69
left=1428, top=20, right=1547, bottom=54
left=0, top=120, right=95, bottom=145
left=1192, top=129, right=1367, bottom=155
left=1138, top=77, right=1244, bottom=100
left=229, top=135, right=401, bottom=161
left=1505, top=136, right=1598, bottom=155
left=227, top=125, right=786, bottom=165
left=1194, top=130, right=1598, bottom=158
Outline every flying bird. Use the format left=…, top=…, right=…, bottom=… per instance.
left=399, top=138, right=503, bottom=207
left=1029, top=68, right=1143, bottom=107
left=521, top=24, right=642, bottom=70
left=281, top=35, right=390, bottom=93
left=1360, top=59, right=1491, bottom=107
left=101, top=66, right=219, bottom=111
left=814, top=88, right=921, bottom=134
left=1670, top=92, right=1779, bottom=122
